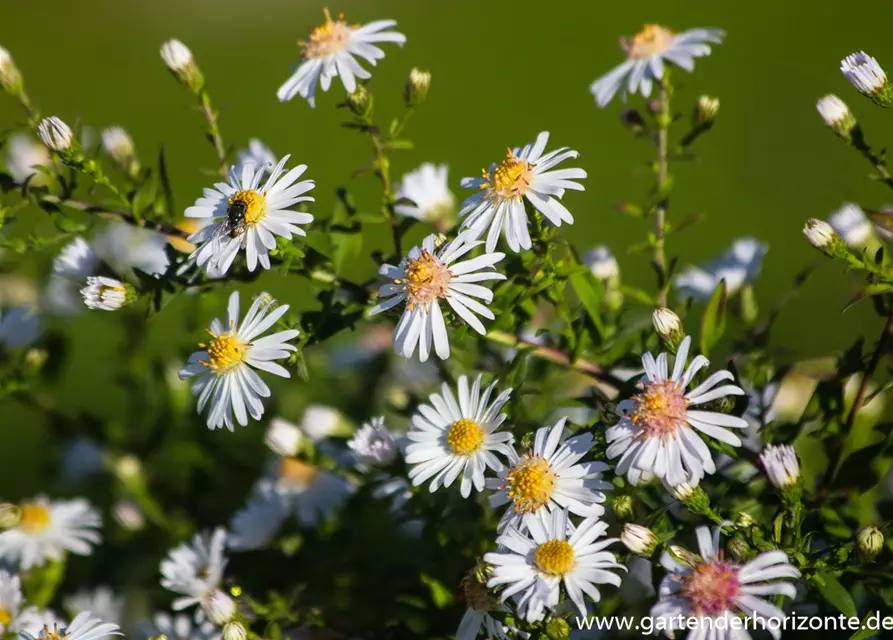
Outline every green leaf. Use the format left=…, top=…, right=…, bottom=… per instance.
left=22, top=557, right=66, bottom=608
left=302, top=229, right=333, bottom=258
left=569, top=271, right=605, bottom=340
left=420, top=574, right=454, bottom=608
left=813, top=572, right=857, bottom=618
left=700, top=279, right=727, bottom=356
left=331, top=225, right=363, bottom=275
left=131, top=174, right=157, bottom=218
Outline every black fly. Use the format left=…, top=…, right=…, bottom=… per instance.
left=222, top=199, right=248, bottom=238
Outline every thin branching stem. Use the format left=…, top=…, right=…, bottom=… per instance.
left=655, top=77, right=671, bottom=306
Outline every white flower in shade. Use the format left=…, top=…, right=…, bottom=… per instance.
left=5, top=134, right=50, bottom=184
left=228, top=460, right=354, bottom=550
left=185, top=157, right=315, bottom=275
left=828, top=202, right=873, bottom=248
left=53, top=237, right=99, bottom=281
left=139, top=612, right=220, bottom=640
left=92, top=223, right=170, bottom=277
left=651, top=524, right=799, bottom=639
left=27, top=612, right=121, bottom=640
left=235, top=139, right=276, bottom=178
left=299, top=404, right=347, bottom=440
left=348, top=416, right=398, bottom=467
left=404, top=375, right=514, bottom=497
left=37, top=117, right=73, bottom=152
left=840, top=52, right=888, bottom=98
left=485, top=509, right=624, bottom=622
left=265, top=418, right=303, bottom=457
left=759, top=444, right=800, bottom=490
left=160, top=40, right=194, bottom=73
left=590, top=25, right=724, bottom=107
left=277, top=9, right=406, bottom=107
left=803, top=218, right=837, bottom=250
left=0, top=570, right=50, bottom=635
left=370, top=234, right=506, bottom=361
left=674, top=237, right=767, bottom=301
left=160, top=528, right=228, bottom=612
left=394, top=163, right=455, bottom=225
left=0, top=307, right=41, bottom=350
left=458, top=131, right=586, bottom=253
left=621, top=523, right=658, bottom=556
left=100, top=127, right=135, bottom=165
left=178, top=291, right=299, bottom=431
left=0, top=497, right=100, bottom=569
left=583, top=246, right=619, bottom=280
left=80, top=277, right=131, bottom=311
left=64, top=587, right=123, bottom=629
left=487, top=418, right=611, bottom=532
left=606, top=336, right=748, bottom=487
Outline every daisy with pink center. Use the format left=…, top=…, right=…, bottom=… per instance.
left=606, top=335, right=748, bottom=487
left=651, top=523, right=799, bottom=639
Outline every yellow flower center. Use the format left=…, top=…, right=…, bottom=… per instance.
left=505, top=455, right=556, bottom=513
left=624, top=24, right=675, bottom=59
left=201, top=331, right=249, bottom=374
left=229, top=189, right=266, bottom=225
left=535, top=539, right=575, bottom=576
left=631, top=381, right=688, bottom=440
left=38, top=624, right=66, bottom=640
left=447, top=418, right=485, bottom=456
left=278, top=457, right=320, bottom=489
left=0, top=607, right=11, bottom=627
left=300, top=9, right=355, bottom=59
left=17, top=502, right=50, bottom=533
left=481, top=151, right=535, bottom=202
left=397, top=249, right=451, bottom=310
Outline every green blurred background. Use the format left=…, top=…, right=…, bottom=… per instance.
left=0, top=0, right=885, bottom=493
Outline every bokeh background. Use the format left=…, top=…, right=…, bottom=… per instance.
left=0, top=0, right=885, bottom=497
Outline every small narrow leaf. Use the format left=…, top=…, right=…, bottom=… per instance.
left=569, top=271, right=605, bottom=341
left=700, top=279, right=727, bottom=356
left=813, top=572, right=857, bottom=618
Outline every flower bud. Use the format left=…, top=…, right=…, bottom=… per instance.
left=114, top=454, right=143, bottom=483
left=841, top=52, right=893, bottom=107
left=265, top=418, right=303, bottom=457
left=857, top=526, right=884, bottom=561
left=621, top=523, right=658, bottom=557
left=405, top=68, right=431, bottom=108
left=758, top=444, right=800, bottom=490
left=668, top=544, right=699, bottom=567
left=803, top=218, right=841, bottom=255
left=611, top=495, right=634, bottom=520
left=545, top=617, right=571, bottom=640
left=81, top=277, right=136, bottom=311
left=667, top=481, right=695, bottom=502
left=816, top=95, right=856, bottom=140
left=37, top=117, right=74, bottom=152
left=0, top=46, right=24, bottom=94
left=584, top=245, right=619, bottom=281
left=734, top=512, right=757, bottom=529
left=694, top=95, right=719, bottom=127
left=346, top=85, right=372, bottom=118
left=222, top=623, right=246, bottom=640
left=0, top=503, right=22, bottom=529
left=101, top=126, right=139, bottom=175
left=727, top=538, right=752, bottom=562
left=652, top=307, right=683, bottom=353
left=160, top=39, right=203, bottom=93
left=149, top=635, right=168, bottom=640
left=203, top=590, right=236, bottom=625
left=112, top=500, right=145, bottom=532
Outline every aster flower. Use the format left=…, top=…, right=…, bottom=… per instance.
left=178, top=291, right=299, bottom=431
left=53, top=237, right=99, bottom=281
left=674, top=237, right=767, bottom=301
left=277, top=9, right=406, bottom=107
left=394, top=163, right=455, bottom=227
left=80, top=277, right=132, bottom=311
left=0, top=306, right=41, bottom=350
left=37, top=117, right=73, bottom=153
left=25, top=612, right=121, bottom=640
left=404, top=374, right=514, bottom=497
left=91, top=223, right=170, bottom=278
left=840, top=51, right=893, bottom=107
left=759, top=444, right=800, bottom=490
left=485, top=509, right=624, bottom=622
left=0, top=497, right=100, bottom=569
left=4, top=134, right=50, bottom=184
left=0, top=570, right=52, bottom=635
left=606, top=336, right=748, bottom=487
left=583, top=245, right=619, bottom=281
left=265, top=418, right=304, bottom=458
left=64, top=588, right=123, bottom=637
left=651, top=524, right=799, bottom=639
left=159, top=528, right=228, bottom=613
left=234, top=139, right=276, bottom=178
left=139, top=613, right=220, bottom=640
left=458, top=131, right=586, bottom=253
left=590, top=25, right=724, bottom=107
left=185, top=157, right=314, bottom=276
left=348, top=416, right=399, bottom=467
left=487, top=418, right=611, bottom=532
left=369, top=234, right=505, bottom=361
left=828, top=202, right=873, bottom=248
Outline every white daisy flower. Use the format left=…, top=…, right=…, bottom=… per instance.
left=277, top=9, right=406, bottom=107
left=828, top=202, right=873, bottom=248
left=0, top=570, right=51, bottom=636
left=139, top=613, right=220, bottom=640
left=5, top=134, right=50, bottom=184
left=590, top=25, right=724, bottom=107
left=651, top=524, right=799, bottom=639
left=485, top=509, right=624, bottom=622
left=178, top=291, right=299, bottom=431
left=674, top=237, right=767, bottom=301
left=64, top=588, right=123, bottom=634
left=80, top=277, right=131, bottom=311
left=348, top=416, right=399, bottom=467
left=235, top=139, right=276, bottom=178
left=0, top=307, right=41, bottom=350
left=404, top=374, right=514, bottom=497
left=0, top=497, right=100, bottom=569
left=759, top=444, right=800, bottom=490
left=583, top=246, right=619, bottom=281
left=92, top=223, right=170, bottom=278
left=159, top=528, right=228, bottom=613
left=369, top=234, right=506, bottom=361
left=184, top=156, right=315, bottom=276
left=487, top=417, right=611, bottom=533
left=394, top=163, right=455, bottom=226
left=26, top=612, right=121, bottom=640
left=458, top=131, right=586, bottom=253
left=53, top=237, right=99, bottom=281
left=606, top=335, right=748, bottom=487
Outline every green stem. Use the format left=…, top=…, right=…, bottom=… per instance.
left=199, top=90, right=228, bottom=179
left=852, top=126, right=893, bottom=192
left=655, top=77, right=671, bottom=307
left=371, top=131, right=402, bottom=257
